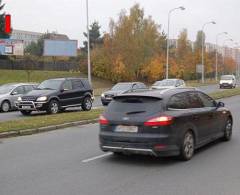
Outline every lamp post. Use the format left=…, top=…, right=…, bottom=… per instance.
left=222, top=38, right=233, bottom=75
left=86, top=0, right=91, bottom=84
left=234, top=43, right=240, bottom=78
left=215, top=32, right=228, bottom=81
left=166, top=6, right=185, bottom=79
left=201, top=21, right=216, bottom=83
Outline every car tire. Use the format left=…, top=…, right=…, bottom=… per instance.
left=81, top=97, right=92, bottom=111
left=102, top=102, right=108, bottom=106
left=20, top=110, right=32, bottom=116
left=1, top=101, right=10, bottom=112
left=47, top=100, right=59, bottom=114
left=222, top=118, right=232, bottom=141
left=179, top=131, right=195, bottom=161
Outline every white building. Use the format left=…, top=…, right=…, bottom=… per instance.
left=10, top=29, right=43, bottom=48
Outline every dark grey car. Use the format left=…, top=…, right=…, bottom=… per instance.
left=0, top=83, right=37, bottom=112
left=101, top=82, right=147, bottom=106
left=99, top=88, right=232, bottom=161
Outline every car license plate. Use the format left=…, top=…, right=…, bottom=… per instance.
left=115, top=125, right=138, bottom=133
left=22, top=106, right=31, bottom=109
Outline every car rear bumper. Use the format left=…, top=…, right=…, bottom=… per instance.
left=99, top=133, right=179, bottom=157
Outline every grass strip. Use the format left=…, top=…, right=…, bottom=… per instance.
left=209, top=87, right=240, bottom=100
left=0, top=109, right=103, bottom=133
left=1, top=88, right=240, bottom=134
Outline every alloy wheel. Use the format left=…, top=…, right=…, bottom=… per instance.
left=1, top=101, right=10, bottom=112
left=183, top=132, right=194, bottom=160
left=50, top=102, right=59, bottom=114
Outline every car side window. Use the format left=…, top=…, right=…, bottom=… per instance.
left=12, top=86, right=24, bottom=95
left=198, top=92, right=216, bottom=107
left=62, top=80, right=73, bottom=90
left=72, top=79, right=84, bottom=90
left=168, top=92, right=189, bottom=109
left=132, top=84, right=137, bottom=90
left=24, top=85, right=33, bottom=93
left=187, top=92, right=204, bottom=108
left=137, top=83, right=146, bottom=89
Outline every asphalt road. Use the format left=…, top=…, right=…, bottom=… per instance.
left=0, top=95, right=240, bottom=195
left=0, top=84, right=229, bottom=122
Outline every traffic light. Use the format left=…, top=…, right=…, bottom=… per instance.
left=4, top=14, right=11, bottom=34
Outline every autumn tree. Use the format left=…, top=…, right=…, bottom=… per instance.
left=174, top=29, right=194, bottom=79
left=95, top=3, right=166, bottom=81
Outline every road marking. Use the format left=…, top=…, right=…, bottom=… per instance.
left=82, top=153, right=112, bottom=163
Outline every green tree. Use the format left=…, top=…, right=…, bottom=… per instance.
left=83, top=21, right=103, bottom=52
left=194, top=30, right=205, bottom=51
left=0, top=0, right=11, bottom=38
left=25, top=33, right=51, bottom=56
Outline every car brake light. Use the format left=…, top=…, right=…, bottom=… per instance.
left=144, top=116, right=173, bottom=126
left=99, top=115, right=109, bottom=125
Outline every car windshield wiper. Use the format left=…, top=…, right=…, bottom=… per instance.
left=126, top=111, right=146, bottom=115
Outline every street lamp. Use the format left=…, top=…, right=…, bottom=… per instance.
left=215, top=32, right=228, bottom=81
left=86, top=0, right=91, bottom=84
left=233, top=43, right=240, bottom=78
left=201, top=21, right=216, bottom=83
left=222, top=38, right=233, bottom=75
left=166, top=6, right=185, bottom=79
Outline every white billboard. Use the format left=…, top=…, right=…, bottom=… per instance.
left=43, top=39, right=78, bottom=57
left=0, top=39, right=24, bottom=56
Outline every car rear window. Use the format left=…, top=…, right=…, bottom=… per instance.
left=107, top=96, right=162, bottom=113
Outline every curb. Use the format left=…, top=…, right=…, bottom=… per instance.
left=0, top=118, right=98, bottom=139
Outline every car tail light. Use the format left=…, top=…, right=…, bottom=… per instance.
left=99, top=115, right=109, bottom=125
left=144, top=116, right=173, bottom=126
left=154, top=144, right=166, bottom=150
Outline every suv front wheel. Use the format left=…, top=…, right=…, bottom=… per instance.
left=81, top=97, right=92, bottom=111
left=47, top=100, right=59, bottom=114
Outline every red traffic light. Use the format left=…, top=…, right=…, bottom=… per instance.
left=5, top=14, right=11, bottom=34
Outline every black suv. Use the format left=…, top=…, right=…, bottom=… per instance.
left=99, top=88, right=232, bottom=161
left=17, top=78, right=93, bottom=115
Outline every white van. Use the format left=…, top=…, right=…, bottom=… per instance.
left=219, top=75, right=236, bottom=89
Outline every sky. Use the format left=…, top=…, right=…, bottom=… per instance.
left=4, top=0, right=240, bottom=47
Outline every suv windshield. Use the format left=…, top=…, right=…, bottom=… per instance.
left=38, top=80, right=63, bottom=90
left=0, top=85, right=15, bottom=95
left=221, top=76, right=234, bottom=80
left=154, top=80, right=176, bottom=87
left=111, top=83, right=132, bottom=91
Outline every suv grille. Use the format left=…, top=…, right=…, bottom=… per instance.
left=22, top=96, right=37, bottom=101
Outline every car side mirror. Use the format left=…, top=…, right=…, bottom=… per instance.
left=217, top=101, right=225, bottom=108
left=11, top=91, right=18, bottom=95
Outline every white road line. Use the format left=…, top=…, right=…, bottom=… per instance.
left=82, top=153, right=112, bottom=163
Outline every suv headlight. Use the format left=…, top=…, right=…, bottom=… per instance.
left=101, top=93, right=105, bottom=98
left=17, top=97, right=22, bottom=101
left=36, top=96, right=47, bottom=102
